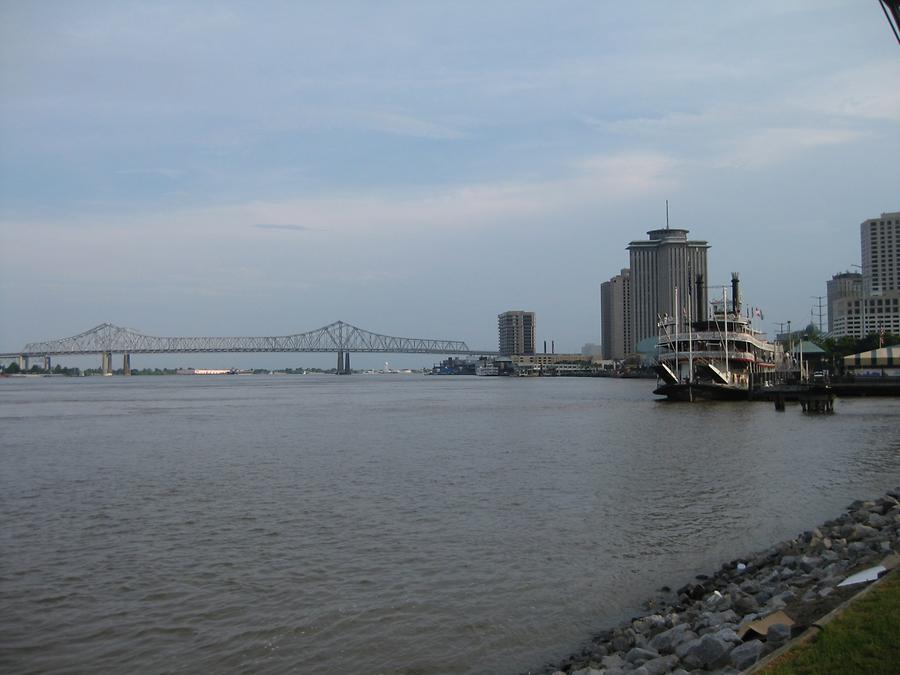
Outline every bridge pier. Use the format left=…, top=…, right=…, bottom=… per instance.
left=43, top=356, right=51, bottom=371
left=101, top=351, right=112, bottom=375
left=335, top=351, right=352, bottom=374
left=123, top=353, right=131, bottom=376
left=18, top=354, right=28, bottom=370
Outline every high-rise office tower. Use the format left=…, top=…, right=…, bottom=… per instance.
left=862, top=211, right=900, bottom=294
left=829, top=211, right=900, bottom=338
left=498, top=311, right=535, bottom=355
left=627, top=228, right=709, bottom=348
left=600, top=268, right=632, bottom=359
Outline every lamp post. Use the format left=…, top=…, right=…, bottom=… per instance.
left=851, top=264, right=867, bottom=339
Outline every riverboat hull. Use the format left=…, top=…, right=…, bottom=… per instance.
left=653, top=382, right=750, bottom=402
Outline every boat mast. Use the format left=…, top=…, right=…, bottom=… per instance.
left=687, top=286, right=693, bottom=383
left=674, top=286, right=679, bottom=382
left=723, top=286, right=730, bottom=383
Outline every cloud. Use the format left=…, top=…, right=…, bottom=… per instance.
left=718, top=127, right=867, bottom=169
left=114, top=168, right=185, bottom=179
left=352, top=110, right=467, bottom=140
left=800, top=61, right=900, bottom=121
left=0, top=150, right=676, bottom=249
left=253, top=224, right=313, bottom=232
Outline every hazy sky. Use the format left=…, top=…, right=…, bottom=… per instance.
left=1, top=1, right=898, bottom=367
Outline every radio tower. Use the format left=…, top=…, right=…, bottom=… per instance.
left=810, top=295, right=825, bottom=333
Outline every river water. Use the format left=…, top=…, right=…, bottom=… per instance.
left=1, top=375, right=899, bottom=674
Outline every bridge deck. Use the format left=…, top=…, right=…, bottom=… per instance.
left=2, top=321, right=498, bottom=358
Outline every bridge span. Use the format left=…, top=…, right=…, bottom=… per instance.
left=1, top=321, right=498, bottom=375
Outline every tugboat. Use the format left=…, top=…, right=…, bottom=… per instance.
left=653, top=273, right=778, bottom=401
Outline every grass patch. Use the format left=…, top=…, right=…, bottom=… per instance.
left=762, top=570, right=900, bottom=675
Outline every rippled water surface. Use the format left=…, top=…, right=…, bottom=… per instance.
left=2, top=375, right=899, bottom=674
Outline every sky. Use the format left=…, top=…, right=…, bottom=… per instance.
left=1, top=1, right=899, bottom=368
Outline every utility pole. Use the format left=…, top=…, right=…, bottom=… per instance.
left=810, top=295, right=825, bottom=333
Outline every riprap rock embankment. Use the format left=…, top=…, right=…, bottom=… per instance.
left=544, top=488, right=900, bottom=675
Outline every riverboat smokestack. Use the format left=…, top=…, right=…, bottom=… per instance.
left=544, top=340, right=547, bottom=354
left=731, top=272, right=740, bottom=315
left=696, top=273, right=705, bottom=321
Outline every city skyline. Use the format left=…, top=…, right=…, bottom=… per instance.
left=2, top=2, right=899, bottom=361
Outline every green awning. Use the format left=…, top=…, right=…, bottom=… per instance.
left=844, top=346, right=900, bottom=368
left=790, top=340, right=826, bottom=355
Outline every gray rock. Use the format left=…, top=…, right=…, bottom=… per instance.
left=710, top=609, right=739, bottom=626
left=570, top=669, right=604, bottom=675
left=730, top=639, right=765, bottom=670
left=684, top=633, right=731, bottom=670
left=849, top=541, right=870, bottom=554
left=765, top=595, right=787, bottom=611
left=868, top=512, right=888, bottom=529
left=733, top=593, right=760, bottom=615
left=848, top=524, right=879, bottom=541
left=780, top=555, right=798, bottom=568
left=674, top=636, right=700, bottom=660
left=639, top=654, right=680, bottom=675
left=611, top=631, right=634, bottom=653
left=761, top=570, right=781, bottom=585
left=799, top=555, right=821, bottom=573
left=625, top=646, right=659, bottom=664
left=648, top=623, right=692, bottom=654
left=766, top=622, right=791, bottom=646
left=714, top=626, right=741, bottom=644
left=601, top=653, right=625, bottom=670
left=632, top=614, right=667, bottom=636
left=739, top=579, right=759, bottom=594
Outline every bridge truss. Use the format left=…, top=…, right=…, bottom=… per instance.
left=8, top=321, right=491, bottom=357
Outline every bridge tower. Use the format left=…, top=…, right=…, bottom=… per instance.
left=18, top=354, right=28, bottom=370
left=101, top=351, right=112, bottom=375
left=123, top=353, right=131, bottom=376
left=334, top=351, right=352, bottom=374
left=43, top=356, right=51, bottom=371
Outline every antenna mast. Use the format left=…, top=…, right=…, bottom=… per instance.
left=810, top=295, right=825, bottom=333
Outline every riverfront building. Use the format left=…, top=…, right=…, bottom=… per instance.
left=830, top=212, right=900, bottom=338
left=498, top=311, right=535, bottom=355
left=600, top=268, right=632, bottom=360
left=826, top=272, right=862, bottom=333
left=627, top=228, right=709, bottom=350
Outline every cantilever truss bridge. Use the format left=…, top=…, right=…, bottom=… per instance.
left=1, top=321, right=496, bottom=374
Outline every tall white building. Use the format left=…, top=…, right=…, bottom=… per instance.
left=627, top=228, right=709, bottom=349
left=830, top=211, right=900, bottom=338
left=862, top=211, right=900, bottom=293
